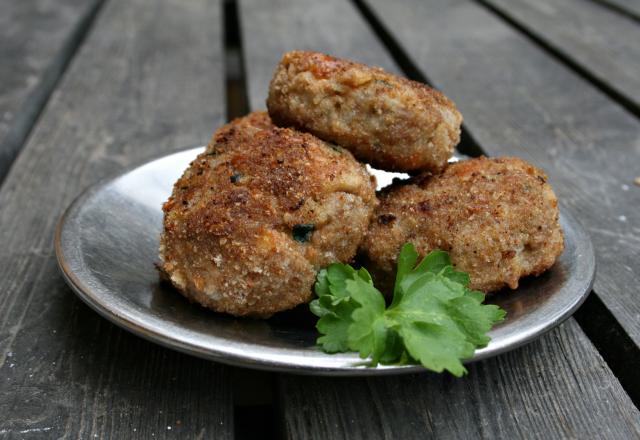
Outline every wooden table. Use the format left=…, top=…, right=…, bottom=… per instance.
left=1, top=0, right=639, bottom=438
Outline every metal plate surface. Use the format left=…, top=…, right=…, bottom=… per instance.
left=55, top=147, right=595, bottom=375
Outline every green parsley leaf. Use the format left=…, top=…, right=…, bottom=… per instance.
left=310, top=244, right=506, bottom=376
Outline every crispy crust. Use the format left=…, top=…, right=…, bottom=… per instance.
left=267, top=51, right=462, bottom=172
left=206, top=110, right=275, bottom=154
left=362, top=157, right=564, bottom=293
left=160, top=112, right=377, bottom=317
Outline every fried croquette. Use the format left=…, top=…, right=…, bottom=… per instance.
left=362, top=157, right=564, bottom=293
left=159, top=112, right=377, bottom=318
left=206, top=110, right=275, bottom=153
left=267, top=51, right=462, bottom=172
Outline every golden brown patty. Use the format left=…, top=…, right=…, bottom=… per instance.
left=159, top=112, right=377, bottom=318
left=362, top=157, right=564, bottom=293
left=267, top=51, right=462, bottom=172
left=206, top=110, right=275, bottom=153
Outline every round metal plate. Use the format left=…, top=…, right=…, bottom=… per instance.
left=55, top=147, right=595, bottom=375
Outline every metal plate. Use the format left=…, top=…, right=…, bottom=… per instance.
left=55, top=147, right=595, bottom=375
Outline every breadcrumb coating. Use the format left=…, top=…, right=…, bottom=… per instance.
left=267, top=51, right=462, bottom=172
left=362, top=157, right=564, bottom=293
left=160, top=112, right=377, bottom=317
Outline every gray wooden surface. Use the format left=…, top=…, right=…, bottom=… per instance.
left=0, top=0, right=103, bottom=182
left=239, top=0, right=399, bottom=112
left=483, top=0, right=640, bottom=110
left=1, top=0, right=639, bottom=438
left=0, top=0, right=231, bottom=437
left=239, top=0, right=640, bottom=437
left=596, top=0, right=640, bottom=20
left=364, top=0, right=640, bottom=350
left=279, top=321, right=640, bottom=439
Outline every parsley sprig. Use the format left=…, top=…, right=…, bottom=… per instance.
left=310, top=243, right=506, bottom=376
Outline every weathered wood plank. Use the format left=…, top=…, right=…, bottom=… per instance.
left=482, top=0, right=640, bottom=111
left=596, top=0, right=640, bottom=21
left=239, top=0, right=399, bottom=112
left=363, top=0, right=640, bottom=348
left=0, top=0, right=231, bottom=438
left=279, top=321, right=640, bottom=440
left=238, top=0, right=640, bottom=437
left=0, top=0, right=103, bottom=182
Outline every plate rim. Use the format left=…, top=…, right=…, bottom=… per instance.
left=55, top=147, right=596, bottom=376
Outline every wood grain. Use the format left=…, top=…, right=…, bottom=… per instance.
left=364, top=0, right=640, bottom=348
left=0, top=0, right=103, bottom=182
left=238, top=0, right=399, bottom=113
left=482, top=0, right=640, bottom=110
left=595, top=0, right=640, bottom=21
left=238, top=0, right=640, bottom=437
left=279, top=321, right=640, bottom=440
left=0, top=0, right=231, bottom=438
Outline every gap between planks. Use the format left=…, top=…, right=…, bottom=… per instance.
left=473, top=0, right=640, bottom=119
left=0, top=0, right=106, bottom=187
left=349, top=0, right=640, bottom=407
left=589, top=0, right=640, bottom=24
